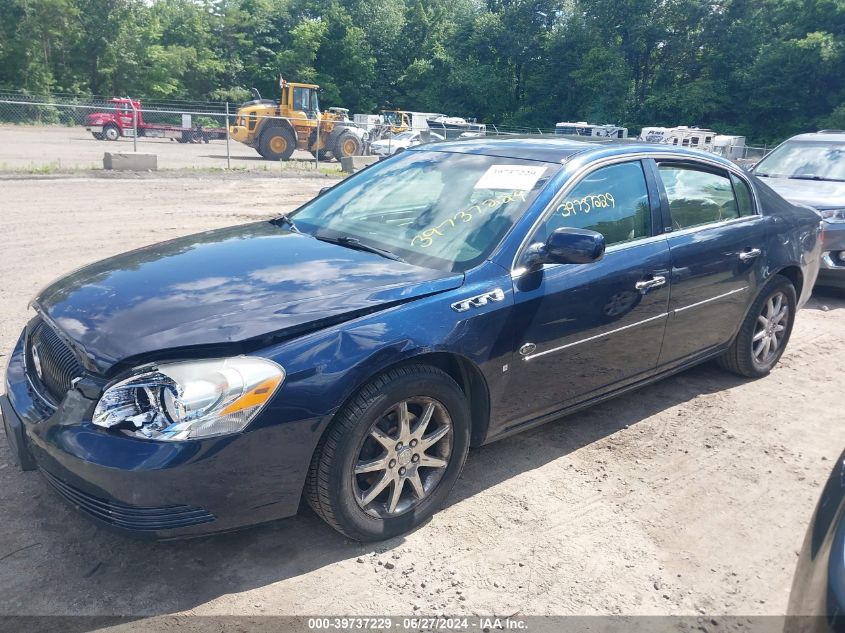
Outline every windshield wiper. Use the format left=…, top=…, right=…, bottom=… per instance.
left=315, top=234, right=406, bottom=262
left=273, top=213, right=301, bottom=233
left=789, top=175, right=845, bottom=182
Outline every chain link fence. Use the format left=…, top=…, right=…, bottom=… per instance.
left=0, top=90, right=770, bottom=170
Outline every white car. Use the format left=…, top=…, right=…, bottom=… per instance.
left=369, top=131, right=444, bottom=157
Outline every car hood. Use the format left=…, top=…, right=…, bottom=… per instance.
left=34, top=222, right=463, bottom=372
left=758, top=176, right=845, bottom=210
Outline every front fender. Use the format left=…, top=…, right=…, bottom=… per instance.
left=252, top=263, right=515, bottom=443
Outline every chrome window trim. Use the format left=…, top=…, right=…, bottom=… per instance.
left=604, top=233, right=670, bottom=254
left=510, top=151, right=761, bottom=275
left=658, top=214, right=762, bottom=239
left=522, top=285, right=749, bottom=361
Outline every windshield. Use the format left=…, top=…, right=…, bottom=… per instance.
left=385, top=112, right=404, bottom=125
left=391, top=131, right=415, bottom=141
left=291, top=150, right=558, bottom=272
left=754, top=140, right=845, bottom=181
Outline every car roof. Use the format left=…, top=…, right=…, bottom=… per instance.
left=783, top=131, right=845, bottom=142
left=412, top=135, right=737, bottom=167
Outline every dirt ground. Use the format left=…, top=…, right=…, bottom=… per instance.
left=0, top=125, right=334, bottom=171
left=1, top=173, right=845, bottom=621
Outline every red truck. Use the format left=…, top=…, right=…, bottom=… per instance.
left=85, top=97, right=227, bottom=143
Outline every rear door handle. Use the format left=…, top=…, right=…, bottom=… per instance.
left=635, top=275, right=667, bottom=293
left=739, top=248, right=762, bottom=262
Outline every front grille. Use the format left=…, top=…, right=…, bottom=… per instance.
left=40, top=469, right=216, bottom=532
left=26, top=319, right=84, bottom=403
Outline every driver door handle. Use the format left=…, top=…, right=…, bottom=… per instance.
left=739, top=248, right=762, bottom=262
left=635, top=275, right=667, bottom=293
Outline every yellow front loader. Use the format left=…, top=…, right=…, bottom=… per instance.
left=228, top=81, right=366, bottom=161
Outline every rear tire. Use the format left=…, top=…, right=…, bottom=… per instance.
left=717, top=274, right=797, bottom=378
left=333, top=131, right=363, bottom=159
left=305, top=364, right=471, bottom=542
left=91, top=132, right=104, bottom=140
left=258, top=125, right=296, bottom=160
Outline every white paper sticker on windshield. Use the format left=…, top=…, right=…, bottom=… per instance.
left=474, top=164, right=547, bottom=190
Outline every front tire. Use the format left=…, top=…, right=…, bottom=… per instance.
left=258, top=125, right=296, bottom=160
left=717, top=274, right=797, bottom=377
left=103, top=124, right=119, bottom=141
left=305, top=365, right=471, bottom=541
left=91, top=132, right=104, bottom=140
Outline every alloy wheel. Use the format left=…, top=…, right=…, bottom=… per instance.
left=353, top=397, right=453, bottom=518
left=752, top=290, right=789, bottom=364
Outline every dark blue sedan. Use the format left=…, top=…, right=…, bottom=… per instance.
left=0, top=138, right=823, bottom=541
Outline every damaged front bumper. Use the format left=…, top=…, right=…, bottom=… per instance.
left=1, top=331, right=318, bottom=538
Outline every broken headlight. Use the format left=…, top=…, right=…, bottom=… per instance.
left=820, top=208, right=845, bottom=222
left=92, top=357, right=285, bottom=441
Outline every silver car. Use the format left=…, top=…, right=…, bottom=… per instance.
left=369, top=130, right=445, bottom=157
left=752, top=130, right=845, bottom=289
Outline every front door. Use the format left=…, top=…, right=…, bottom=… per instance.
left=117, top=102, right=135, bottom=134
left=502, top=160, right=671, bottom=429
left=652, top=160, right=770, bottom=365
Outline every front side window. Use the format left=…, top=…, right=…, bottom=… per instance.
left=659, top=165, right=738, bottom=230
left=293, top=88, right=312, bottom=113
left=753, top=140, right=845, bottom=181
left=536, top=161, right=651, bottom=247
left=291, top=150, right=559, bottom=272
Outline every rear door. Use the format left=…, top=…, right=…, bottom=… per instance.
left=651, top=160, right=769, bottom=366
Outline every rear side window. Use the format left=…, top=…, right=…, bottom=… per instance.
left=538, top=161, right=651, bottom=247
left=730, top=173, right=755, bottom=216
left=658, top=165, right=738, bottom=230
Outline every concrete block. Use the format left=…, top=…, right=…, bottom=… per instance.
left=103, top=152, right=158, bottom=171
left=340, top=155, right=379, bottom=174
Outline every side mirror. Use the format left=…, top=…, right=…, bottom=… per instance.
left=319, top=186, right=331, bottom=196
left=524, top=227, right=605, bottom=269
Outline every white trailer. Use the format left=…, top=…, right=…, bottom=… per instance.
left=639, top=126, right=716, bottom=151
left=555, top=122, right=628, bottom=138
left=713, top=135, right=747, bottom=160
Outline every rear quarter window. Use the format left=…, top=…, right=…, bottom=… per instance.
left=730, top=173, right=756, bottom=216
